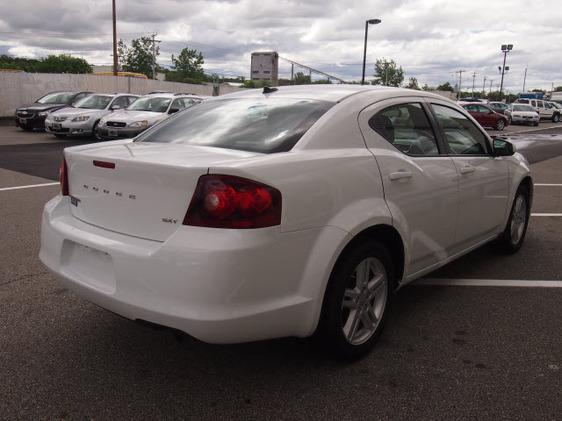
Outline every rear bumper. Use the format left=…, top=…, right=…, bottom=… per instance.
left=511, top=115, right=539, bottom=124
left=39, top=196, right=346, bottom=343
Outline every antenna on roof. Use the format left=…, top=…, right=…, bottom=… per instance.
left=263, top=86, right=278, bottom=94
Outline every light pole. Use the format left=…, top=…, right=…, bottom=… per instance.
left=361, top=18, right=381, bottom=85
left=499, top=43, right=513, bottom=99
left=112, top=0, right=118, bottom=76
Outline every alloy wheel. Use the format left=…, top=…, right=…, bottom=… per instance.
left=510, top=194, right=527, bottom=245
left=341, top=257, right=388, bottom=345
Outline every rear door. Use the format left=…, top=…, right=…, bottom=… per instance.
left=358, top=98, right=459, bottom=275
left=427, top=101, right=509, bottom=251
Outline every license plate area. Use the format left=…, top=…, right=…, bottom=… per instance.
left=19, top=118, right=27, bottom=124
left=53, top=123, right=62, bottom=130
left=108, top=129, right=118, bottom=137
left=60, top=241, right=116, bottom=294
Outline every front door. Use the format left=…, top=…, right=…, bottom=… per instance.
left=358, top=98, right=459, bottom=275
left=428, top=102, right=509, bottom=251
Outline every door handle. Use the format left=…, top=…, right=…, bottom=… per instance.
left=389, top=170, right=413, bottom=181
left=460, top=165, right=475, bottom=174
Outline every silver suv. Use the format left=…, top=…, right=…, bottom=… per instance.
left=517, top=98, right=561, bottom=122
left=96, top=93, right=204, bottom=140
left=45, top=93, right=139, bottom=138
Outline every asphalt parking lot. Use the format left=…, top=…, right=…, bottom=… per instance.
left=1, top=125, right=561, bottom=420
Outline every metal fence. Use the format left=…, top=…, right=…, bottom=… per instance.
left=0, top=72, right=243, bottom=116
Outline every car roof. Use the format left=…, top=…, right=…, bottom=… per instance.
left=141, top=93, right=201, bottom=99
left=217, top=84, right=447, bottom=103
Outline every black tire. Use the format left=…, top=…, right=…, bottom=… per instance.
left=20, top=126, right=33, bottom=132
left=317, top=240, right=394, bottom=360
left=92, top=121, right=102, bottom=141
left=496, top=185, right=530, bottom=254
left=496, top=119, right=506, bottom=131
left=553, top=114, right=560, bottom=123
left=534, top=122, right=539, bottom=126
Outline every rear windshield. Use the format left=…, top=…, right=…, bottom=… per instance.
left=37, top=92, right=75, bottom=104
left=128, top=97, right=172, bottom=112
left=135, top=98, right=333, bottom=153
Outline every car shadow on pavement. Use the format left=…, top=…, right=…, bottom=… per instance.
left=0, top=141, right=92, bottom=181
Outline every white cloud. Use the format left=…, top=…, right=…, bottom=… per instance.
left=0, top=0, right=560, bottom=91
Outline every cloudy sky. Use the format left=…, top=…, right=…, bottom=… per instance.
left=1, top=0, right=560, bottom=91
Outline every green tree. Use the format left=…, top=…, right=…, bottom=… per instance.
left=436, top=82, right=454, bottom=92
left=171, top=47, right=205, bottom=79
left=293, top=72, right=311, bottom=85
left=405, top=77, right=420, bottom=90
left=0, top=54, right=91, bottom=73
left=34, top=54, right=92, bottom=73
left=372, top=58, right=404, bottom=87
left=118, top=34, right=159, bottom=78
left=555, top=86, right=562, bottom=92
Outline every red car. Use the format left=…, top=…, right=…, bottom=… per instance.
left=462, top=103, right=509, bottom=131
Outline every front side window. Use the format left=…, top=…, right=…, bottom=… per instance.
left=431, top=104, right=489, bottom=155
left=369, top=103, right=439, bottom=156
left=136, top=98, right=333, bottom=154
left=477, top=105, right=492, bottom=113
left=75, top=95, right=113, bottom=110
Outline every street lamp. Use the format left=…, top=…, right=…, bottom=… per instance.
left=361, top=18, right=382, bottom=85
left=499, top=43, right=513, bottom=98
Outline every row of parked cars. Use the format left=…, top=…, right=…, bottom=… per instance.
left=457, top=98, right=562, bottom=131
left=15, top=91, right=206, bottom=140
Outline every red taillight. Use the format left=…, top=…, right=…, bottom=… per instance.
left=183, top=175, right=282, bottom=229
left=59, top=158, right=69, bottom=196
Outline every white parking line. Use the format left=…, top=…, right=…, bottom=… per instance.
left=417, top=278, right=562, bottom=288
left=0, top=182, right=59, bottom=192
left=535, top=183, right=562, bottom=187
left=531, top=213, right=562, bottom=217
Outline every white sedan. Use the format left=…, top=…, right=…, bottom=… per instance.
left=40, top=85, right=532, bottom=359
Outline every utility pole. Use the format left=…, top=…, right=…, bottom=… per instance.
left=151, top=33, right=161, bottom=79
left=385, top=64, right=389, bottom=86
left=482, top=76, right=487, bottom=95
left=455, top=69, right=466, bottom=99
left=472, top=71, right=476, bottom=94
left=522, top=67, right=527, bottom=92
left=112, top=0, right=118, bottom=76
left=489, top=79, right=494, bottom=94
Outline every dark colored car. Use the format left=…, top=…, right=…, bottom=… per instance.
left=488, top=101, right=510, bottom=115
left=462, top=103, right=509, bottom=131
left=15, top=91, right=92, bottom=131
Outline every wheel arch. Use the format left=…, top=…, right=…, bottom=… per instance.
left=331, top=224, right=405, bottom=290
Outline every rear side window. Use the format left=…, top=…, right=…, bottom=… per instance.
left=369, top=103, right=439, bottom=156
left=431, top=104, right=489, bottom=155
left=136, top=98, right=333, bottom=154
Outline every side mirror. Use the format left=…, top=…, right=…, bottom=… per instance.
left=168, top=108, right=180, bottom=114
left=110, top=105, right=121, bottom=111
left=492, top=138, right=515, bottom=157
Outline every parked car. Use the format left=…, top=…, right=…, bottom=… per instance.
left=488, top=101, right=510, bottom=115
left=96, top=93, right=203, bottom=140
left=14, top=91, right=92, bottom=131
left=40, top=85, right=532, bottom=359
left=516, top=98, right=561, bottom=122
left=508, top=104, right=540, bottom=126
left=462, top=103, right=509, bottom=130
left=45, top=93, right=139, bottom=138
left=547, top=101, right=562, bottom=112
